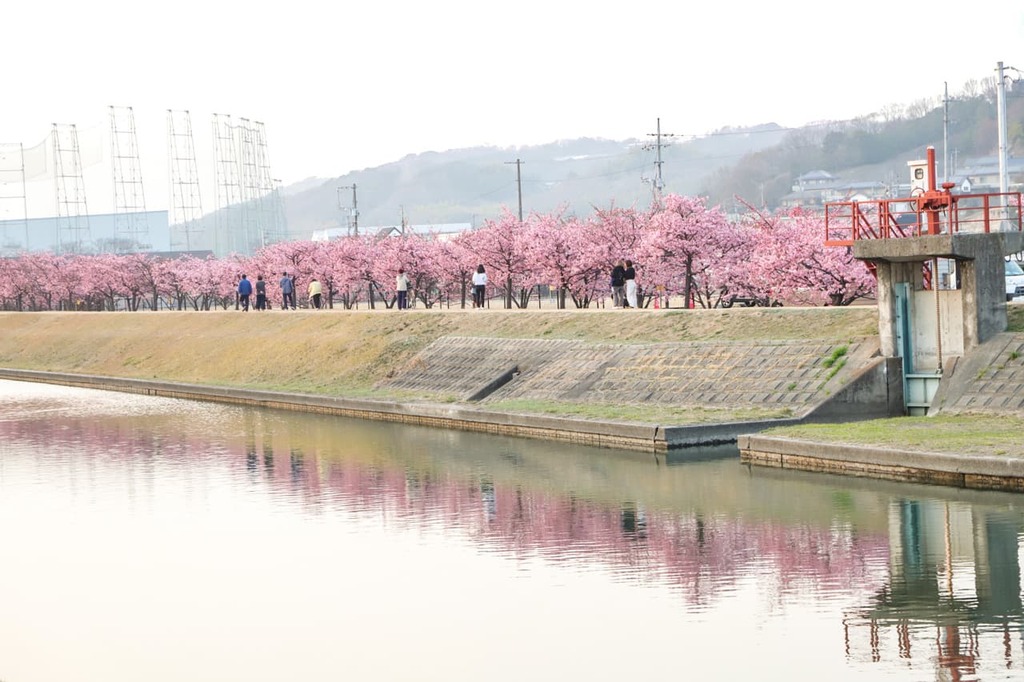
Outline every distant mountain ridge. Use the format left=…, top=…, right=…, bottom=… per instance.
left=279, top=125, right=790, bottom=238
left=279, top=94, right=1024, bottom=239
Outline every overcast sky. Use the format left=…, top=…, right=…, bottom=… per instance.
left=1, top=0, right=1022, bottom=215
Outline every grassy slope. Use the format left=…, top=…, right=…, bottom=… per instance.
left=2, top=305, right=1021, bottom=454
left=0, top=306, right=875, bottom=401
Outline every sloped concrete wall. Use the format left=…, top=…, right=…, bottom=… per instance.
left=930, top=332, right=1024, bottom=413
left=380, top=335, right=883, bottom=415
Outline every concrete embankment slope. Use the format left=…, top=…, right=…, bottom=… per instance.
left=929, top=332, right=1024, bottom=414
left=0, top=308, right=884, bottom=450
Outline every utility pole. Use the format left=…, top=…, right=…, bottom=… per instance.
left=338, top=183, right=358, bottom=236
left=942, top=82, right=950, bottom=185
left=645, top=117, right=675, bottom=204
left=503, top=158, right=524, bottom=309
left=997, top=61, right=1010, bottom=195
left=505, top=158, right=523, bottom=221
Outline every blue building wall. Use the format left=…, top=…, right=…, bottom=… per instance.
left=0, top=210, right=170, bottom=254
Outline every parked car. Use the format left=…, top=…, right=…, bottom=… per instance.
left=1006, top=259, right=1024, bottom=301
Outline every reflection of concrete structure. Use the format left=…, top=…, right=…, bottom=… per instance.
left=845, top=498, right=1024, bottom=680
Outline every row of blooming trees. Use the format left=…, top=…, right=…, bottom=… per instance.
left=0, top=195, right=875, bottom=312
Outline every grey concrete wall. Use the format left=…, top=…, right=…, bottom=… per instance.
left=739, top=434, right=1024, bottom=492
left=971, top=244, right=1008, bottom=347
left=806, top=356, right=904, bottom=421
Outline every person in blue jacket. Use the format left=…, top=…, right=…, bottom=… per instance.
left=238, top=274, right=253, bottom=311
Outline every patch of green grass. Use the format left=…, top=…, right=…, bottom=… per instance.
left=1008, top=305, right=1024, bottom=332
left=824, top=356, right=847, bottom=381
left=821, top=345, right=849, bottom=368
left=484, top=399, right=795, bottom=424
left=764, top=414, right=1024, bottom=456
left=1010, top=350, right=1020, bottom=361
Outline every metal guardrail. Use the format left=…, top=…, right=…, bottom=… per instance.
left=825, top=192, right=1023, bottom=246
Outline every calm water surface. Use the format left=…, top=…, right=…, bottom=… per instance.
left=1, top=379, right=1023, bottom=681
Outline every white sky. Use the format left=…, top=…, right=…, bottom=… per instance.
left=1, top=0, right=1022, bottom=215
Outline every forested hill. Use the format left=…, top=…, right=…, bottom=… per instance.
left=280, top=92, right=1024, bottom=239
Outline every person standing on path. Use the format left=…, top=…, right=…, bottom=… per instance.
left=237, top=274, right=253, bottom=311
left=279, top=272, right=294, bottom=310
left=254, top=275, right=267, bottom=310
left=308, top=278, right=323, bottom=309
left=610, top=260, right=626, bottom=308
left=624, top=260, right=638, bottom=309
left=471, top=265, right=487, bottom=309
left=396, top=268, right=411, bottom=310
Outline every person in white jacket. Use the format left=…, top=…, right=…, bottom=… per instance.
left=471, top=265, right=487, bottom=308
left=396, top=268, right=411, bottom=310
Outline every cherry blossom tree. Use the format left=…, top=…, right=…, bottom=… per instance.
left=433, top=233, right=478, bottom=309
left=524, top=212, right=609, bottom=308
left=0, top=195, right=878, bottom=313
left=466, top=208, right=536, bottom=308
left=643, top=194, right=741, bottom=308
left=743, top=206, right=876, bottom=306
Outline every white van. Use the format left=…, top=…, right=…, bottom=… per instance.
left=1006, top=259, right=1024, bottom=301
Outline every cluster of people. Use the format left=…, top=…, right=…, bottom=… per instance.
left=236, top=272, right=321, bottom=311
left=237, top=261, right=635, bottom=312
left=610, top=260, right=637, bottom=308
left=394, top=263, right=487, bottom=310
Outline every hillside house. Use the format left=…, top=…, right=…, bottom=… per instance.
left=780, top=171, right=887, bottom=208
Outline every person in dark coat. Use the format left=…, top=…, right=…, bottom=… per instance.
left=237, top=274, right=253, bottom=311
left=611, top=260, right=626, bottom=308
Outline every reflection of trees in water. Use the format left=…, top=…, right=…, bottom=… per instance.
left=0, top=411, right=890, bottom=610
left=10, top=393, right=1024, bottom=679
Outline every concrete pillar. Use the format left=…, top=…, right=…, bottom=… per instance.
left=967, top=245, right=1009, bottom=348
left=874, top=261, right=897, bottom=357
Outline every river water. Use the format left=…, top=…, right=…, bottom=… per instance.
left=1, top=379, right=1023, bottom=681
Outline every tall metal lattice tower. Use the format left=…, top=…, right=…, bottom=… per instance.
left=167, top=110, right=204, bottom=252
left=237, top=117, right=264, bottom=251
left=212, top=113, right=242, bottom=255
left=52, top=123, right=91, bottom=254
left=109, top=106, right=149, bottom=251
left=0, top=143, right=29, bottom=253
left=253, top=121, right=286, bottom=244
left=212, top=115, right=282, bottom=254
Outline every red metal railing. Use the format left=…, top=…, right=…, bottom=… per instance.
left=825, top=192, right=1023, bottom=247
